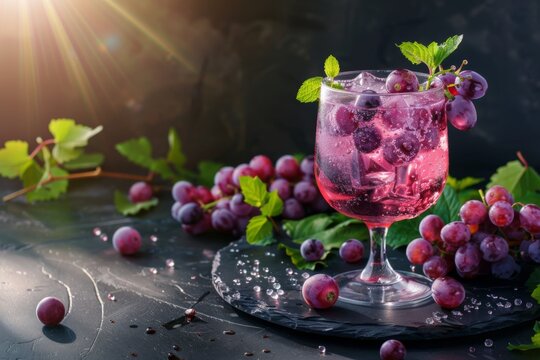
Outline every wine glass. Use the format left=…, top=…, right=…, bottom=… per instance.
left=314, top=70, right=448, bottom=307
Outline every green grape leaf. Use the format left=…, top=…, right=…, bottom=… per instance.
left=278, top=243, right=327, bottom=270
left=116, top=137, right=154, bottom=169
left=114, top=190, right=158, bottom=216
left=488, top=160, right=540, bottom=203
left=260, top=191, right=283, bottom=217
left=283, top=213, right=335, bottom=239
left=431, top=185, right=461, bottom=223
left=0, top=140, right=32, bottom=178
left=49, top=119, right=103, bottom=163
left=246, top=215, right=274, bottom=246
left=447, top=176, right=484, bottom=191
left=150, top=158, right=176, bottom=180
left=433, top=35, right=463, bottom=68
left=22, top=165, right=69, bottom=202
left=167, top=128, right=186, bottom=172
left=63, top=153, right=104, bottom=170
left=296, top=76, right=323, bottom=103
left=508, top=321, right=540, bottom=351
left=197, top=161, right=224, bottom=187
left=525, top=268, right=540, bottom=292
left=291, top=219, right=367, bottom=250
left=324, top=55, right=340, bottom=78
left=533, top=285, right=540, bottom=304
left=239, top=176, right=268, bottom=207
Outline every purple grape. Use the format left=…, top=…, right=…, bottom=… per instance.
left=129, top=182, right=153, bottom=203
left=112, top=226, right=142, bottom=255
left=406, top=238, right=434, bottom=265
left=293, top=181, right=318, bottom=204
left=419, top=215, right=445, bottom=243
left=382, top=133, right=420, bottom=165
left=215, top=198, right=231, bottom=210
left=232, top=164, right=257, bottom=187
left=36, top=297, right=65, bottom=326
left=195, top=186, right=214, bottom=204
left=501, top=211, right=527, bottom=241
left=528, top=241, right=540, bottom=263
left=300, top=155, right=315, bottom=177
left=520, top=239, right=533, bottom=262
left=520, top=204, right=540, bottom=234
left=420, top=126, right=440, bottom=149
left=236, top=216, right=250, bottom=233
left=423, top=256, right=449, bottom=280
left=459, top=200, right=488, bottom=225
left=214, top=167, right=236, bottom=195
left=479, top=235, right=509, bottom=262
left=249, top=155, right=275, bottom=182
left=282, top=198, right=305, bottom=219
left=171, top=202, right=183, bottom=222
left=455, top=70, right=488, bottom=100
left=300, top=238, right=325, bottom=261
left=446, top=95, right=477, bottom=131
left=172, top=181, right=195, bottom=203
left=211, top=185, right=222, bottom=199
left=178, top=203, right=204, bottom=225
left=353, top=126, right=382, bottom=153
left=485, top=185, right=514, bottom=206
left=438, top=73, right=458, bottom=95
left=211, top=209, right=237, bottom=233
left=441, top=221, right=471, bottom=247
left=275, top=155, right=302, bottom=181
left=182, top=213, right=212, bottom=235
left=229, top=193, right=255, bottom=217
left=491, top=255, right=520, bottom=279
left=431, top=277, right=466, bottom=309
left=269, top=178, right=291, bottom=200
left=470, top=231, right=490, bottom=245
left=301, top=274, right=339, bottom=309
left=334, top=106, right=358, bottom=135
left=385, top=68, right=419, bottom=93
left=489, top=201, right=514, bottom=227
left=380, top=339, right=406, bottom=360
left=339, top=239, right=364, bottom=263
left=455, top=243, right=481, bottom=278
left=354, top=90, right=381, bottom=121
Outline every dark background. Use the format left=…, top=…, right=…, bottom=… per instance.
left=0, top=0, right=538, bottom=178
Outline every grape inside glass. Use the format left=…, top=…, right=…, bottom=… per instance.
left=315, top=70, right=448, bottom=307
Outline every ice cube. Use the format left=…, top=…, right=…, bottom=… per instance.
left=350, top=72, right=387, bottom=93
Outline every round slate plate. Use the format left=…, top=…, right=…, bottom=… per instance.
left=211, top=239, right=540, bottom=340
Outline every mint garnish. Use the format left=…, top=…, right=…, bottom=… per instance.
left=397, top=35, right=463, bottom=75
left=296, top=55, right=342, bottom=103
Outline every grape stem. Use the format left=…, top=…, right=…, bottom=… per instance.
left=267, top=216, right=282, bottom=235
left=517, top=151, right=529, bottom=168
left=2, top=167, right=153, bottom=202
left=29, top=139, right=55, bottom=159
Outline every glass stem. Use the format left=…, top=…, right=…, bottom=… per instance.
left=359, top=226, right=401, bottom=284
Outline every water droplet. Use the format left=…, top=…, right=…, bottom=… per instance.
left=318, top=345, right=326, bottom=355
left=172, top=344, right=180, bottom=351
left=223, top=329, right=236, bottom=335
left=93, top=227, right=102, bottom=236
left=504, top=301, right=512, bottom=309
left=514, top=299, right=522, bottom=306
left=262, top=267, right=269, bottom=273
left=469, top=346, right=475, bottom=353
left=253, top=286, right=261, bottom=292
left=487, top=310, right=493, bottom=315
left=167, top=352, right=180, bottom=360
left=129, top=324, right=138, bottom=328
left=268, top=276, right=276, bottom=283
left=277, top=289, right=285, bottom=296
left=266, top=289, right=274, bottom=296
left=271, top=292, right=279, bottom=300
left=253, top=259, right=260, bottom=266
left=107, top=293, right=116, bottom=301
left=165, top=259, right=175, bottom=268
left=100, top=234, right=108, bottom=242
left=185, top=308, right=196, bottom=322
left=302, top=272, right=310, bottom=279
left=484, top=339, right=493, bottom=348
left=286, top=268, right=293, bottom=275
left=232, top=291, right=241, bottom=300
left=149, top=235, right=158, bottom=243
left=244, top=352, right=254, bottom=357
left=262, top=349, right=271, bottom=353
left=425, top=317, right=435, bottom=325
left=233, top=279, right=241, bottom=286
left=526, top=302, right=533, bottom=309
left=145, top=327, right=156, bottom=334
left=451, top=310, right=463, bottom=316
left=273, top=283, right=281, bottom=290
left=410, top=265, right=416, bottom=272
left=149, top=267, right=158, bottom=275
left=264, top=251, right=272, bottom=256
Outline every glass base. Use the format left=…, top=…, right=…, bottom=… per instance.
left=334, top=270, right=433, bottom=308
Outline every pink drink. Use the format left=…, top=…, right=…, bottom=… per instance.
left=315, top=71, right=448, bottom=227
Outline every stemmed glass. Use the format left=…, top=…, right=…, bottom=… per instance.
left=314, top=70, right=448, bottom=307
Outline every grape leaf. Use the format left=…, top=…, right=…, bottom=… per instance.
left=63, top=153, right=104, bottom=170
left=197, top=161, right=223, bottom=188
left=488, top=160, right=540, bottom=203
left=167, top=128, right=186, bottom=172
left=431, top=185, right=461, bottom=223
left=283, top=213, right=335, bottom=239
left=291, top=219, right=367, bottom=250
left=114, top=190, right=158, bottom=216
left=508, top=321, right=540, bottom=351
left=260, top=191, right=283, bottom=217
left=116, top=137, right=154, bottom=169
left=239, top=176, right=268, bottom=207
left=324, top=55, right=340, bottom=78
left=22, top=165, right=69, bottom=202
left=0, top=141, right=32, bottom=178
left=49, top=119, right=103, bottom=163
left=296, top=76, right=323, bottom=103
left=246, top=215, right=274, bottom=246
left=447, top=176, right=484, bottom=191
left=278, top=243, right=327, bottom=270
left=150, top=158, right=176, bottom=180
left=526, top=268, right=540, bottom=291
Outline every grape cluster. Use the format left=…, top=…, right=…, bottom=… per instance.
left=170, top=155, right=330, bottom=236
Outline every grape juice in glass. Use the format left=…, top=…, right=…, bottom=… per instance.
left=315, top=70, right=448, bottom=307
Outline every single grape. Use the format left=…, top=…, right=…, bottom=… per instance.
left=459, top=200, right=488, bottom=225
left=178, top=203, right=204, bottom=225
left=300, top=239, right=325, bottom=261
left=489, top=201, right=514, bottom=227
left=339, top=239, right=364, bottom=263
left=269, top=178, right=291, bottom=200
left=454, top=243, right=481, bottom=277
left=431, top=277, right=466, bottom=309
left=455, top=70, right=488, bottom=100
left=385, top=68, right=419, bottom=93
left=232, top=164, right=257, bottom=187
left=215, top=198, right=231, bottom=210
left=275, top=155, right=302, bottom=181
left=282, top=198, right=305, bottom=219
left=380, top=339, right=406, bottom=360
left=249, top=155, right=275, bottom=182
left=520, top=204, right=540, bottom=234
left=406, top=238, right=434, bottom=265
left=354, top=90, right=381, bottom=121
left=528, top=241, right=540, bottom=263
left=172, top=181, right=195, bottom=203
left=211, top=185, right=222, bottom=199
left=419, top=215, right=445, bottom=243
left=294, top=181, right=318, bottom=204
left=129, top=182, right=153, bottom=203
left=446, top=95, right=477, bottom=131
left=211, top=209, right=237, bottom=233
left=485, top=185, right=514, bottom=206
left=171, top=201, right=183, bottom=222
left=423, top=256, right=449, bottom=280
left=437, top=72, right=458, bottom=95
left=353, top=126, right=382, bottom=153
left=112, top=226, right=142, bottom=255
left=300, top=155, right=315, bottom=177
left=501, top=211, right=527, bottom=242
left=36, top=297, right=65, bottom=326
left=382, top=133, right=420, bottom=165
left=301, top=274, right=339, bottom=309
left=479, top=235, right=509, bottom=262
left=182, top=213, right=212, bottom=235
left=470, top=231, right=490, bottom=245
left=491, top=255, right=520, bottom=279
left=440, top=221, right=471, bottom=247
left=334, top=106, right=358, bottom=135
left=195, top=186, right=214, bottom=204
left=214, top=167, right=236, bottom=195
left=520, top=239, right=533, bottom=262
left=230, top=193, right=255, bottom=217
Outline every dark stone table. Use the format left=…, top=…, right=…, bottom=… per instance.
left=0, top=180, right=538, bottom=360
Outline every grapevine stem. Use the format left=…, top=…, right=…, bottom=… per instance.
left=517, top=151, right=528, bottom=168
left=29, top=139, right=55, bottom=159
left=268, top=216, right=282, bottom=235
left=2, top=167, right=153, bottom=202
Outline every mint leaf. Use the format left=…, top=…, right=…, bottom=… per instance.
left=197, top=161, right=223, bottom=187
left=433, top=35, right=463, bottom=68
left=114, top=190, right=158, bottom=216
left=0, top=140, right=32, bottom=178
left=116, top=137, right=153, bottom=168
left=508, top=322, right=540, bottom=351
left=296, top=76, right=323, bottom=103
left=283, top=213, right=335, bottom=239
left=239, top=176, right=268, bottom=207
left=397, top=41, right=435, bottom=69
left=246, top=215, right=274, bottom=246
left=23, top=165, right=69, bottom=202
left=49, top=119, right=103, bottom=163
left=278, top=243, right=327, bottom=270
left=63, top=153, right=104, bottom=170
left=488, top=160, right=540, bottom=203
left=260, top=191, right=283, bottom=217
left=167, top=128, right=186, bottom=172
left=324, top=55, right=340, bottom=78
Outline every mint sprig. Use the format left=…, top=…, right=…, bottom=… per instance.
left=397, top=35, right=463, bottom=75
left=296, top=55, right=343, bottom=103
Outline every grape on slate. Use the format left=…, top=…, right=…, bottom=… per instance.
left=419, top=214, right=445, bottom=243
left=301, top=274, right=339, bottom=309
left=36, top=297, right=66, bottom=326
left=454, top=70, right=488, bottom=100
left=454, top=243, right=481, bottom=277
left=112, top=226, right=142, bottom=255
left=385, top=68, right=419, bottom=93
left=431, top=277, right=466, bottom=309
left=300, top=239, right=325, bottom=261
left=129, top=182, right=153, bottom=203
left=491, top=255, right=520, bottom=279
left=379, top=339, right=406, bottom=360
left=446, top=95, right=477, bottom=131
left=423, top=255, right=449, bottom=280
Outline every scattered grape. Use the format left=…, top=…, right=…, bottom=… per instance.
left=489, top=201, right=514, bottom=227
left=300, top=239, right=325, bottom=261
left=419, top=215, right=444, bottom=243
left=431, top=277, right=466, bottom=309
left=459, top=200, right=487, bottom=225
left=406, top=238, right=433, bottom=265
left=301, top=274, right=339, bottom=309
left=128, top=182, right=153, bottom=203
left=385, top=68, right=419, bottom=93
left=36, top=297, right=65, bottom=326
left=379, top=339, right=406, bottom=360
left=112, top=226, right=142, bottom=255
left=339, top=239, right=364, bottom=263
left=446, top=95, right=477, bottom=131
